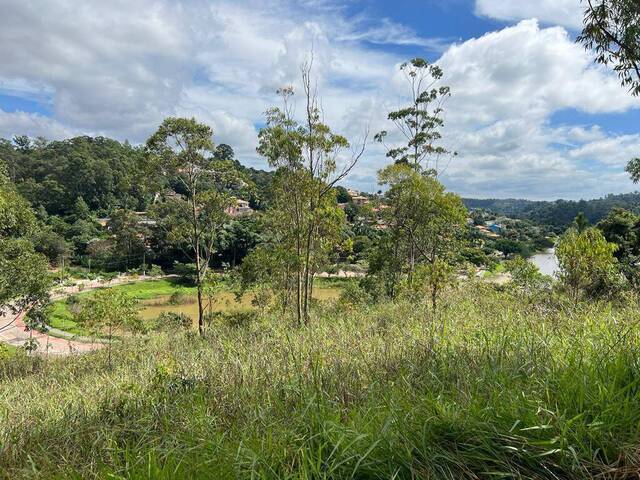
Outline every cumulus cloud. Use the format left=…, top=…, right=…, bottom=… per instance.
left=475, top=0, right=584, bottom=30
left=434, top=20, right=640, bottom=199
left=0, top=1, right=638, bottom=199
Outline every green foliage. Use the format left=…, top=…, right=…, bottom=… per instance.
left=578, top=0, right=640, bottom=96
left=256, top=70, right=358, bottom=323
left=0, top=170, right=52, bottom=313
left=572, top=212, right=590, bottom=232
left=596, top=207, right=640, bottom=286
left=3, top=286, right=640, bottom=478
left=556, top=227, right=622, bottom=302
left=148, top=264, right=164, bottom=277
left=2, top=136, right=149, bottom=215
left=145, top=117, right=237, bottom=335
left=75, top=288, right=141, bottom=367
left=464, top=193, right=640, bottom=231
left=151, top=312, right=192, bottom=332
left=168, top=290, right=189, bottom=305
left=375, top=163, right=467, bottom=299
left=505, top=256, right=551, bottom=297
left=375, top=58, right=453, bottom=172
left=337, top=280, right=372, bottom=309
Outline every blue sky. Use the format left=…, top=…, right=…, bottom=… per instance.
left=0, top=0, right=638, bottom=200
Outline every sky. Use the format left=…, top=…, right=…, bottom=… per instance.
left=0, top=0, right=639, bottom=200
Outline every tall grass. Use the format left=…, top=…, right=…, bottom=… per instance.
left=1, top=282, right=640, bottom=479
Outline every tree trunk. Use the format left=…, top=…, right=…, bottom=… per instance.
left=431, top=284, right=437, bottom=312
left=197, top=285, right=205, bottom=337
left=108, top=323, right=112, bottom=370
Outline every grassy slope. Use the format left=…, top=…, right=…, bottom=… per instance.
left=2, top=283, right=640, bottom=479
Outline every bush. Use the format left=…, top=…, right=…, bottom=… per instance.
left=168, top=290, right=189, bottom=305
left=149, top=264, right=164, bottom=277
left=338, top=281, right=372, bottom=308
left=152, top=312, right=192, bottom=331
left=205, top=309, right=257, bottom=328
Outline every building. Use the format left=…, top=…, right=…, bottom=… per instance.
left=226, top=198, right=254, bottom=217
left=351, top=195, right=369, bottom=206
left=488, top=223, right=503, bottom=234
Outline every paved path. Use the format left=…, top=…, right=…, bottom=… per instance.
left=0, top=309, right=101, bottom=355
left=0, top=274, right=170, bottom=356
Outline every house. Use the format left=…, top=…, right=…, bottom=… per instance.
left=97, top=217, right=110, bottom=228
left=373, top=219, right=388, bottom=230
left=346, top=188, right=360, bottom=198
left=132, top=211, right=157, bottom=227
left=488, top=223, right=503, bottom=234
left=475, top=224, right=499, bottom=238
left=225, top=198, right=254, bottom=217
left=372, top=205, right=390, bottom=214
left=351, top=195, right=369, bottom=206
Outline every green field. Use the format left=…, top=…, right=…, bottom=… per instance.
left=2, top=282, right=640, bottom=479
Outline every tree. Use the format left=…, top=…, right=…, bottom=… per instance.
left=75, top=288, right=141, bottom=369
left=505, top=257, right=551, bottom=298
left=413, top=258, right=456, bottom=312
left=375, top=164, right=467, bottom=302
left=371, top=58, right=464, bottom=300
left=145, top=117, right=234, bottom=336
left=256, top=62, right=365, bottom=324
left=374, top=58, right=454, bottom=174
left=597, top=207, right=640, bottom=286
left=578, top=1, right=640, bottom=183
left=556, top=227, right=620, bottom=303
left=572, top=212, right=590, bottom=232
left=107, top=209, right=149, bottom=270
left=578, top=0, right=640, bottom=96
left=0, top=165, right=51, bottom=318
left=334, top=186, right=351, bottom=204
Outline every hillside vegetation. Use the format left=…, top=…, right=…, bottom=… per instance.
left=464, top=193, right=640, bottom=230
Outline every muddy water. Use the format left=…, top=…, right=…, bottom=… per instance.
left=140, top=288, right=341, bottom=320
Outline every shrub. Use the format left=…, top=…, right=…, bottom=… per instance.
left=149, top=264, right=164, bottom=277
left=168, top=290, right=189, bottom=305
left=338, top=281, right=372, bottom=308
left=153, top=312, right=192, bottom=331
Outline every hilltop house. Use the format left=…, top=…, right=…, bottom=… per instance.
left=226, top=198, right=253, bottom=217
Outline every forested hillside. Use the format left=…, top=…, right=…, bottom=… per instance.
left=464, top=192, right=640, bottom=230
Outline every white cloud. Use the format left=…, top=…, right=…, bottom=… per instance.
left=432, top=20, right=640, bottom=199
left=0, top=110, right=76, bottom=140
left=475, top=0, right=584, bottom=30
left=0, top=2, right=638, bottom=199
left=569, top=134, right=640, bottom=166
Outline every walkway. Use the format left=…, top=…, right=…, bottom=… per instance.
left=0, top=274, right=166, bottom=356
left=0, top=309, right=101, bottom=355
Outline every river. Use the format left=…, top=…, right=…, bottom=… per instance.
left=529, top=248, right=559, bottom=277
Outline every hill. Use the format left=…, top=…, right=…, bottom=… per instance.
left=464, top=192, right=640, bottom=230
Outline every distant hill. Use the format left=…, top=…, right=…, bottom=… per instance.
left=463, top=192, right=640, bottom=230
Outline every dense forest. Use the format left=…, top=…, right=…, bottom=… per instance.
left=464, top=192, right=640, bottom=230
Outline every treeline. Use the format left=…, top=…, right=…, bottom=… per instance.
left=1, top=136, right=274, bottom=217
left=464, top=192, right=640, bottom=230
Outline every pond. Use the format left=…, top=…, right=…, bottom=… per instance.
left=529, top=248, right=559, bottom=277
left=139, top=287, right=342, bottom=321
